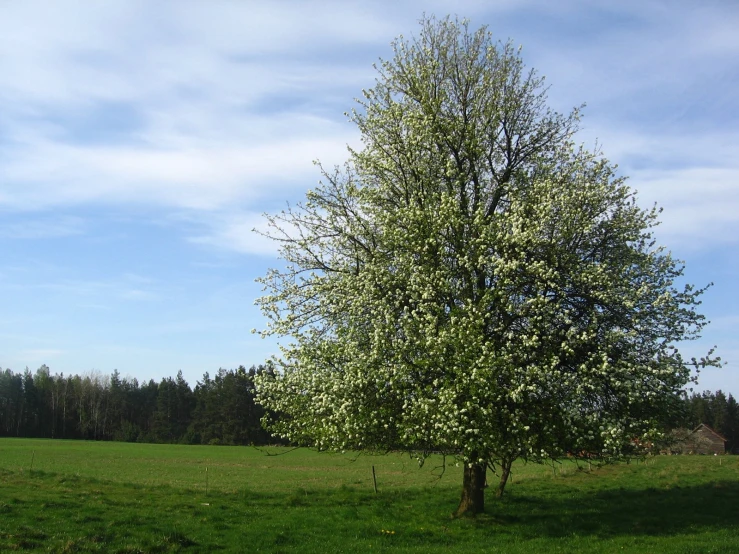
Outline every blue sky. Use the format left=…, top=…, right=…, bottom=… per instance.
left=1, top=0, right=737, bottom=395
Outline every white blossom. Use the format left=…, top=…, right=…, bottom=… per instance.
left=252, top=16, right=719, bottom=512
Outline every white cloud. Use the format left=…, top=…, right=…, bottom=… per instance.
left=632, top=167, right=739, bottom=248
left=1, top=132, right=355, bottom=211
left=0, top=0, right=737, bottom=256
left=0, top=2, right=394, bottom=105
left=0, top=2, right=373, bottom=213
left=573, top=123, right=739, bottom=251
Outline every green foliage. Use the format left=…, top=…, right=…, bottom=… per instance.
left=255, top=14, right=719, bottom=489
left=151, top=370, right=196, bottom=443
left=188, top=365, right=273, bottom=446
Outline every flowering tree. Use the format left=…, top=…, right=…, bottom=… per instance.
left=254, top=17, right=718, bottom=515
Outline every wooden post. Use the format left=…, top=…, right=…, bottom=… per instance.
left=372, top=465, right=378, bottom=494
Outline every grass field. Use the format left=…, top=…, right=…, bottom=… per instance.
left=1, top=439, right=738, bottom=553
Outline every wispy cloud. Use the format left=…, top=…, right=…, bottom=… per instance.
left=511, top=2, right=739, bottom=252
left=632, top=167, right=739, bottom=248
left=20, top=349, right=65, bottom=363
left=1, top=131, right=356, bottom=211
left=2, top=275, right=163, bottom=305
left=0, top=3, right=378, bottom=216
left=187, top=212, right=278, bottom=256
left=1, top=2, right=736, bottom=250
left=121, top=289, right=159, bottom=301
left=0, top=216, right=85, bottom=239
left=591, top=127, right=739, bottom=250
left=2, top=1, right=735, bottom=229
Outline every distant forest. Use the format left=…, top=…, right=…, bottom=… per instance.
left=1, top=364, right=737, bottom=452
left=0, top=364, right=278, bottom=445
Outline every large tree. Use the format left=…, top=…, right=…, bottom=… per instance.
left=254, top=16, right=718, bottom=515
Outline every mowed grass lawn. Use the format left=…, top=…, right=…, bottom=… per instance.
left=1, top=439, right=738, bottom=553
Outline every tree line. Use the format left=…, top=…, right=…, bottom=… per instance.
left=0, top=364, right=278, bottom=445
left=1, top=362, right=736, bottom=452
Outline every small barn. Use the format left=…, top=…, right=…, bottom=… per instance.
left=685, top=424, right=727, bottom=455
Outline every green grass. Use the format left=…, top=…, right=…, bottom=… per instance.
left=1, top=439, right=738, bottom=552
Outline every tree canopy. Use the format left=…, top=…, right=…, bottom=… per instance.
left=254, top=16, right=719, bottom=515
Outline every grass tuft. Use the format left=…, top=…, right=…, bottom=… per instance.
left=161, top=528, right=197, bottom=548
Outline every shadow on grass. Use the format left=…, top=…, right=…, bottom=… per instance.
left=227, top=477, right=739, bottom=542
left=490, top=480, right=739, bottom=539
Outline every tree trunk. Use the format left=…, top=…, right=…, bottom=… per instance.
left=496, top=458, right=513, bottom=498
left=455, top=462, right=486, bottom=516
